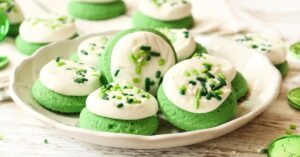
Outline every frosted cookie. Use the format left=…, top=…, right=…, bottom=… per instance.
left=15, top=15, right=77, bottom=55
left=132, top=0, right=194, bottom=29
left=157, top=28, right=207, bottom=61
left=79, top=83, right=159, bottom=135
left=101, top=28, right=177, bottom=95
left=68, top=0, right=126, bottom=20
left=73, top=35, right=112, bottom=68
left=157, top=55, right=238, bottom=131
left=32, top=58, right=101, bottom=113
left=0, top=0, right=24, bottom=36
left=234, top=33, right=288, bottom=76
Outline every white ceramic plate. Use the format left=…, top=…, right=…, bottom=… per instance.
left=9, top=31, right=281, bottom=149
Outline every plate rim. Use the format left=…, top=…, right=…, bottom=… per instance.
left=9, top=31, right=282, bottom=148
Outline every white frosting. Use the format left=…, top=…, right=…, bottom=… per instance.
left=139, top=0, right=192, bottom=21
left=163, top=55, right=235, bottom=113
left=0, top=1, right=24, bottom=24
left=86, top=83, right=158, bottom=120
left=110, top=31, right=176, bottom=95
left=71, top=0, right=117, bottom=3
left=77, top=35, right=112, bottom=68
left=19, top=15, right=76, bottom=43
left=40, top=59, right=101, bottom=96
left=158, top=28, right=196, bottom=61
left=234, top=33, right=287, bottom=65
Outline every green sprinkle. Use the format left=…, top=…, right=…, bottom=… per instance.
left=140, top=45, right=151, bottom=51
left=214, top=89, right=223, bottom=95
left=56, top=61, right=65, bottom=67
left=129, top=54, right=137, bottom=63
left=290, top=124, right=297, bottom=130
left=195, top=89, right=201, bottom=109
left=55, top=57, right=60, bottom=62
left=183, top=31, right=189, bottom=38
left=76, top=69, right=87, bottom=76
left=74, top=77, right=88, bottom=84
left=191, top=68, right=199, bottom=75
left=179, top=85, right=187, bottom=95
left=127, top=98, right=134, bottom=104
left=184, top=71, right=191, bottom=77
left=285, top=129, right=294, bottom=135
left=133, top=77, right=140, bottom=83
left=149, top=51, right=160, bottom=57
left=188, top=80, right=197, bottom=85
left=251, top=44, right=258, bottom=49
left=156, top=71, right=161, bottom=78
left=159, top=77, right=163, bottom=84
left=146, top=55, right=151, bottom=61
left=116, top=95, right=122, bottom=100
left=196, top=77, right=206, bottom=82
left=206, top=72, right=215, bottom=78
left=158, top=58, right=166, bottom=66
left=80, top=50, right=88, bottom=55
left=114, top=69, right=120, bottom=77
left=117, top=103, right=124, bottom=108
left=135, top=66, right=142, bottom=74
left=145, top=77, right=151, bottom=92
left=206, top=93, right=213, bottom=100
left=212, top=93, right=222, bottom=101
left=43, top=139, right=48, bottom=144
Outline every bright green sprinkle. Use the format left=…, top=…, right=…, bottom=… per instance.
left=285, top=129, right=294, bottom=135
left=158, top=58, right=166, bottom=66
left=133, top=78, right=140, bottom=83
left=195, top=89, right=201, bottom=109
left=191, top=68, right=199, bottom=75
left=290, top=124, right=297, bottom=130
left=184, top=71, right=191, bottom=77
left=56, top=61, right=65, bottom=67
left=179, top=85, right=187, bottom=95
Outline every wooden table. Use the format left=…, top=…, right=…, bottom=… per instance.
left=1, top=0, right=300, bottom=156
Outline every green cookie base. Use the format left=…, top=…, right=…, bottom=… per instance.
left=231, top=72, right=248, bottom=101
left=157, top=85, right=237, bottom=131
left=101, top=28, right=177, bottom=83
left=68, top=0, right=126, bottom=20
left=79, top=108, right=159, bottom=135
left=132, top=11, right=194, bottom=29
left=275, top=60, right=288, bottom=77
left=8, top=23, right=20, bottom=37
left=32, top=79, right=86, bottom=113
left=15, top=35, right=48, bottom=56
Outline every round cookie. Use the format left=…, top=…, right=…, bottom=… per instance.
left=234, top=33, right=288, bottom=76
left=132, top=11, right=193, bottom=29
left=132, top=0, right=194, bottom=29
left=101, top=28, right=177, bottom=95
left=157, top=28, right=197, bottom=61
left=32, top=58, right=101, bottom=113
left=16, top=15, right=77, bottom=55
left=68, top=0, right=126, bottom=20
left=0, top=0, right=24, bottom=36
left=79, top=83, right=159, bottom=135
left=157, top=56, right=237, bottom=131
left=76, top=35, right=112, bottom=68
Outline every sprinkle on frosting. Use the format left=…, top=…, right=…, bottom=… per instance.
left=151, top=0, right=188, bottom=7
left=26, top=15, right=74, bottom=30
left=0, top=1, right=18, bottom=13
left=235, top=34, right=272, bottom=53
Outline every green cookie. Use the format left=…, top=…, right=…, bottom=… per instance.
left=157, top=85, right=237, bottom=131
left=79, top=107, right=159, bottom=135
left=15, top=35, right=48, bottom=56
left=32, top=79, right=86, bottom=113
left=231, top=72, right=248, bottom=101
left=68, top=0, right=126, bottom=20
left=101, top=27, right=177, bottom=83
left=8, top=23, right=21, bottom=37
left=275, top=60, right=288, bottom=77
left=132, top=11, right=194, bottom=29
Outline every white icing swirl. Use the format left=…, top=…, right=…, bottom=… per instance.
left=77, top=35, right=112, bottom=68
left=86, top=83, right=158, bottom=120
left=20, top=15, right=76, bottom=43
left=163, top=55, right=235, bottom=113
left=158, top=28, right=196, bottom=61
left=234, top=33, right=287, bottom=65
left=71, top=0, right=117, bottom=3
left=110, top=31, right=176, bottom=95
left=0, top=1, right=24, bottom=24
left=139, top=0, right=192, bottom=21
left=40, top=59, right=101, bottom=96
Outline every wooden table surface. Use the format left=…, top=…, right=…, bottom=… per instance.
left=1, top=0, right=300, bottom=156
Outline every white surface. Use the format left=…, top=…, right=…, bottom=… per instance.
left=40, top=59, right=101, bottom=96
left=9, top=32, right=281, bottom=149
left=139, top=0, right=192, bottom=21
left=111, top=31, right=176, bottom=95
left=162, top=56, right=234, bottom=113
left=86, top=84, right=158, bottom=120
